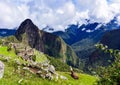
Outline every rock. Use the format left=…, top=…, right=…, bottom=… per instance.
left=43, top=63, right=49, bottom=67
left=5, top=57, right=10, bottom=62
left=0, top=61, right=4, bottom=79
left=36, top=70, right=42, bottom=74
left=15, top=59, right=21, bottom=65
left=43, top=68, right=48, bottom=73
left=45, top=73, right=53, bottom=80
left=23, top=67, right=29, bottom=70
left=40, top=74, right=45, bottom=79
left=48, top=65, right=55, bottom=74
left=60, top=75, right=68, bottom=80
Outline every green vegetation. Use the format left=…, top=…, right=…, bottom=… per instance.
left=47, top=56, right=70, bottom=72
left=56, top=72, right=97, bottom=85
left=0, top=45, right=98, bottom=85
left=0, top=63, right=97, bottom=85
left=0, top=46, right=16, bottom=58
left=34, top=50, right=48, bottom=63
left=4, top=36, right=19, bottom=43
left=95, top=44, right=120, bottom=85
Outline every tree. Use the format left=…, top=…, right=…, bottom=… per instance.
left=96, top=44, right=120, bottom=85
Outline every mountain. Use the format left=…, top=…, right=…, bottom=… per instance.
left=0, top=29, right=16, bottom=37
left=100, top=29, right=120, bottom=49
left=53, top=22, right=107, bottom=60
left=86, top=29, right=120, bottom=70
left=0, top=18, right=119, bottom=67
left=42, top=25, right=54, bottom=33
left=53, top=22, right=104, bottom=45
left=53, top=17, right=120, bottom=45
left=53, top=18, right=120, bottom=60
left=0, top=19, right=97, bottom=85
left=15, top=19, right=79, bottom=67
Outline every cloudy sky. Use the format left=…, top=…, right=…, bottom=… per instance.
left=0, top=0, right=120, bottom=31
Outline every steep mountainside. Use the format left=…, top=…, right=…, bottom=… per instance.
left=53, top=22, right=107, bottom=60
left=87, top=29, right=120, bottom=70
left=15, top=19, right=79, bottom=67
left=100, top=29, right=120, bottom=49
left=53, top=18, right=120, bottom=60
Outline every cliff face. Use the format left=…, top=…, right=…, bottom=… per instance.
left=15, top=19, right=79, bottom=67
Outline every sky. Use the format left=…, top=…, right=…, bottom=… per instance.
left=0, top=0, right=120, bottom=31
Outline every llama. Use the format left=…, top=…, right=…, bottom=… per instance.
left=70, top=66, right=79, bottom=79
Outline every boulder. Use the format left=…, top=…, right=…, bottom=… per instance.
left=48, top=65, right=55, bottom=74
left=0, top=61, right=4, bottom=79
left=60, top=75, right=68, bottom=80
left=15, top=59, right=21, bottom=65
left=45, top=73, right=53, bottom=80
left=23, top=67, right=29, bottom=70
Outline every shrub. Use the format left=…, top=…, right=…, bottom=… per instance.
left=7, top=45, right=12, bottom=51
left=96, top=44, right=120, bottom=85
left=31, top=55, right=36, bottom=61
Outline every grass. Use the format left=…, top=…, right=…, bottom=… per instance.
left=0, top=45, right=98, bottom=85
left=0, top=61, right=98, bottom=85
left=58, top=72, right=98, bottom=85
left=34, top=50, right=48, bottom=63
left=0, top=46, right=16, bottom=58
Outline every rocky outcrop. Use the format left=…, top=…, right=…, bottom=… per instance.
left=0, top=61, right=4, bottom=79
left=15, top=19, right=79, bottom=67
left=22, top=61, right=55, bottom=80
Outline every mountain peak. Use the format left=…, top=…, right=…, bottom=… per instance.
left=23, top=18, right=33, bottom=24
left=15, top=19, right=39, bottom=41
left=14, top=19, right=79, bottom=67
left=19, top=18, right=36, bottom=29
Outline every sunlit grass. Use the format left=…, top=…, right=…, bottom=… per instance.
left=0, top=46, right=16, bottom=58
left=34, top=50, right=48, bottom=63
left=0, top=45, right=98, bottom=85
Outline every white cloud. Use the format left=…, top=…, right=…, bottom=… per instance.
left=81, top=28, right=86, bottom=31
left=86, top=29, right=93, bottom=33
left=0, top=0, right=30, bottom=28
left=117, top=16, right=120, bottom=24
left=0, top=0, right=120, bottom=31
left=108, top=0, right=120, bottom=3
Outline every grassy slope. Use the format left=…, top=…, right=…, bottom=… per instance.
left=0, top=46, right=98, bottom=85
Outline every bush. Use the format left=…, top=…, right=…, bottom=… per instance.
left=7, top=45, right=12, bottom=51
left=96, top=44, right=120, bottom=85
left=31, top=55, right=36, bottom=61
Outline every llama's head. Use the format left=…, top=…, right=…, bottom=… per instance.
left=70, top=66, right=73, bottom=72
